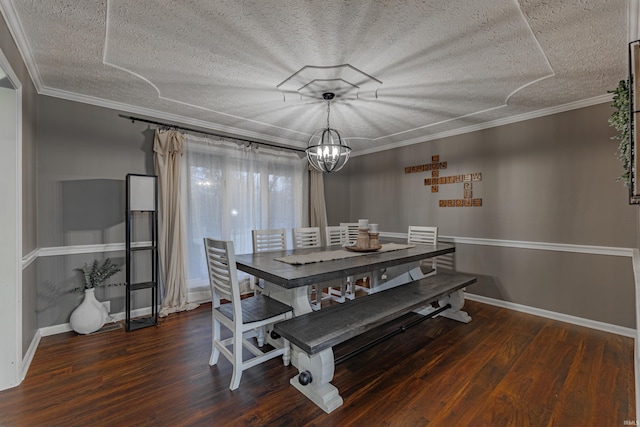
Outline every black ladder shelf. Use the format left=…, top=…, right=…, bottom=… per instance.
left=125, top=174, right=159, bottom=331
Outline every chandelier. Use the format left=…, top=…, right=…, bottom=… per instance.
left=306, top=93, right=352, bottom=173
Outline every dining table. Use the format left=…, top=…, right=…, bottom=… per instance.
left=234, top=240, right=456, bottom=316
left=235, top=239, right=458, bottom=377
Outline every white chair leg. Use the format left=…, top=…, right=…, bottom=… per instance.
left=230, top=331, right=243, bottom=391
left=256, top=326, right=265, bottom=347
left=283, top=338, right=291, bottom=366
left=210, top=316, right=220, bottom=366
left=310, top=285, right=322, bottom=311
left=334, top=285, right=345, bottom=303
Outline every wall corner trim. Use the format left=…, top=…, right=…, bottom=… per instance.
left=21, top=247, right=38, bottom=269
left=20, top=329, right=40, bottom=382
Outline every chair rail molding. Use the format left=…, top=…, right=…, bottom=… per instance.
left=378, top=232, right=634, bottom=258
left=36, top=241, right=153, bottom=258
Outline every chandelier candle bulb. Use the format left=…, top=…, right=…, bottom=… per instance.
left=305, top=92, right=351, bottom=173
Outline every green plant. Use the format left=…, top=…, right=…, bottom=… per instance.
left=71, top=258, right=122, bottom=293
left=608, top=79, right=631, bottom=187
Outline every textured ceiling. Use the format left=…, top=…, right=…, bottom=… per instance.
left=0, top=0, right=629, bottom=153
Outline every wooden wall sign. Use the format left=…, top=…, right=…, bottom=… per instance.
left=406, top=155, right=483, bottom=207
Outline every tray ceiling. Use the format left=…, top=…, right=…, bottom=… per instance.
left=0, top=0, right=629, bottom=153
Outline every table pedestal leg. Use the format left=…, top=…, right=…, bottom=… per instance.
left=263, top=282, right=313, bottom=316
left=262, top=283, right=313, bottom=368
left=369, top=263, right=420, bottom=293
left=290, top=348, right=343, bottom=414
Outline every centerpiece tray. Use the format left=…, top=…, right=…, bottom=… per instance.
left=343, top=244, right=382, bottom=252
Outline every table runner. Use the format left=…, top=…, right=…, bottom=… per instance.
left=275, top=243, right=415, bottom=265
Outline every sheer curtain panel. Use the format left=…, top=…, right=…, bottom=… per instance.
left=154, top=129, right=199, bottom=317
left=184, top=135, right=307, bottom=300
left=309, top=168, right=328, bottom=244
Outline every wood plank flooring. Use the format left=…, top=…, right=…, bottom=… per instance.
left=0, top=300, right=634, bottom=426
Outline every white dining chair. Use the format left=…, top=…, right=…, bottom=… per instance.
left=407, top=225, right=439, bottom=276
left=251, top=228, right=287, bottom=292
left=204, top=238, right=292, bottom=391
left=324, top=226, right=357, bottom=302
left=292, top=227, right=328, bottom=310
left=293, top=227, right=321, bottom=249
left=339, top=222, right=359, bottom=246
left=340, top=222, right=375, bottom=295
left=325, top=225, right=344, bottom=246
left=250, top=228, right=287, bottom=344
left=252, top=228, right=287, bottom=254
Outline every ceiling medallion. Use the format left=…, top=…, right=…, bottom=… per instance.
left=276, top=64, right=382, bottom=101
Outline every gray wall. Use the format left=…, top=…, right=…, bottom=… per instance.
left=0, top=11, right=39, bottom=357
left=38, top=96, right=154, bottom=247
left=327, top=103, right=638, bottom=328
left=36, top=96, right=155, bottom=327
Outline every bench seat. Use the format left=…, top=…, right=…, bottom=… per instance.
left=274, top=271, right=477, bottom=355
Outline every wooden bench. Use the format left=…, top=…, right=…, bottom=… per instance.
left=273, top=271, right=477, bottom=413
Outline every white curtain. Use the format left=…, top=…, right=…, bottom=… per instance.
left=153, top=129, right=199, bottom=317
left=309, top=168, right=328, bottom=243
left=183, top=134, right=307, bottom=300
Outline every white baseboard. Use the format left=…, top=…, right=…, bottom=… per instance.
left=109, top=306, right=154, bottom=323
left=465, top=292, right=636, bottom=338
left=39, top=306, right=155, bottom=337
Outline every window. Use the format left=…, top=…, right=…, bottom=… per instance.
left=184, top=135, right=307, bottom=300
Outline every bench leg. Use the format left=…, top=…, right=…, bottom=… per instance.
left=414, top=289, right=472, bottom=323
left=290, top=348, right=343, bottom=414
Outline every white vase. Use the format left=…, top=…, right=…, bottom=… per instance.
left=70, top=288, right=108, bottom=334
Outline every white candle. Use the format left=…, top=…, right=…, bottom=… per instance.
left=369, top=223, right=378, bottom=233
left=358, top=219, right=369, bottom=228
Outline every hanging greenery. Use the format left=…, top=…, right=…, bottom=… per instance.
left=608, top=79, right=631, bottom=187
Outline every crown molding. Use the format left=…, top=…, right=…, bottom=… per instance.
left=0, top=0, right=44, bottom=92
left=39, top=87, right=307, bottom=150
left=0, top=0, right=623, bottom=156
left=353, top=93, right=613, bottom=157
left=630, top=0, right=640, bottom=42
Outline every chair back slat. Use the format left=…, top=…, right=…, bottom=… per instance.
left=252, top=228, right=286, bottom=253
left=436, top=252, right=455, bottom=271
left=407, top=225, right=438, bottom=245
left=293, top=227, right=321, bottom=249
left=407, top=225, right=439, bottom=273
left=204, top=238, right=240, bottom=306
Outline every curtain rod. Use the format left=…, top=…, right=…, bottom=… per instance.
left=119, top=114, right=306, bottom=153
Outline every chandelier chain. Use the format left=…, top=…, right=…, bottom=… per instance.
left=326, top=100, right=331, bottom=129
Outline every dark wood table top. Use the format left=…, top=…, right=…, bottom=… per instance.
left=234, top=242, right=455, bottom=289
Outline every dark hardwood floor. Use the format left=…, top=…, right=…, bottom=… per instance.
left=0, top=299, right=634, bottom=426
